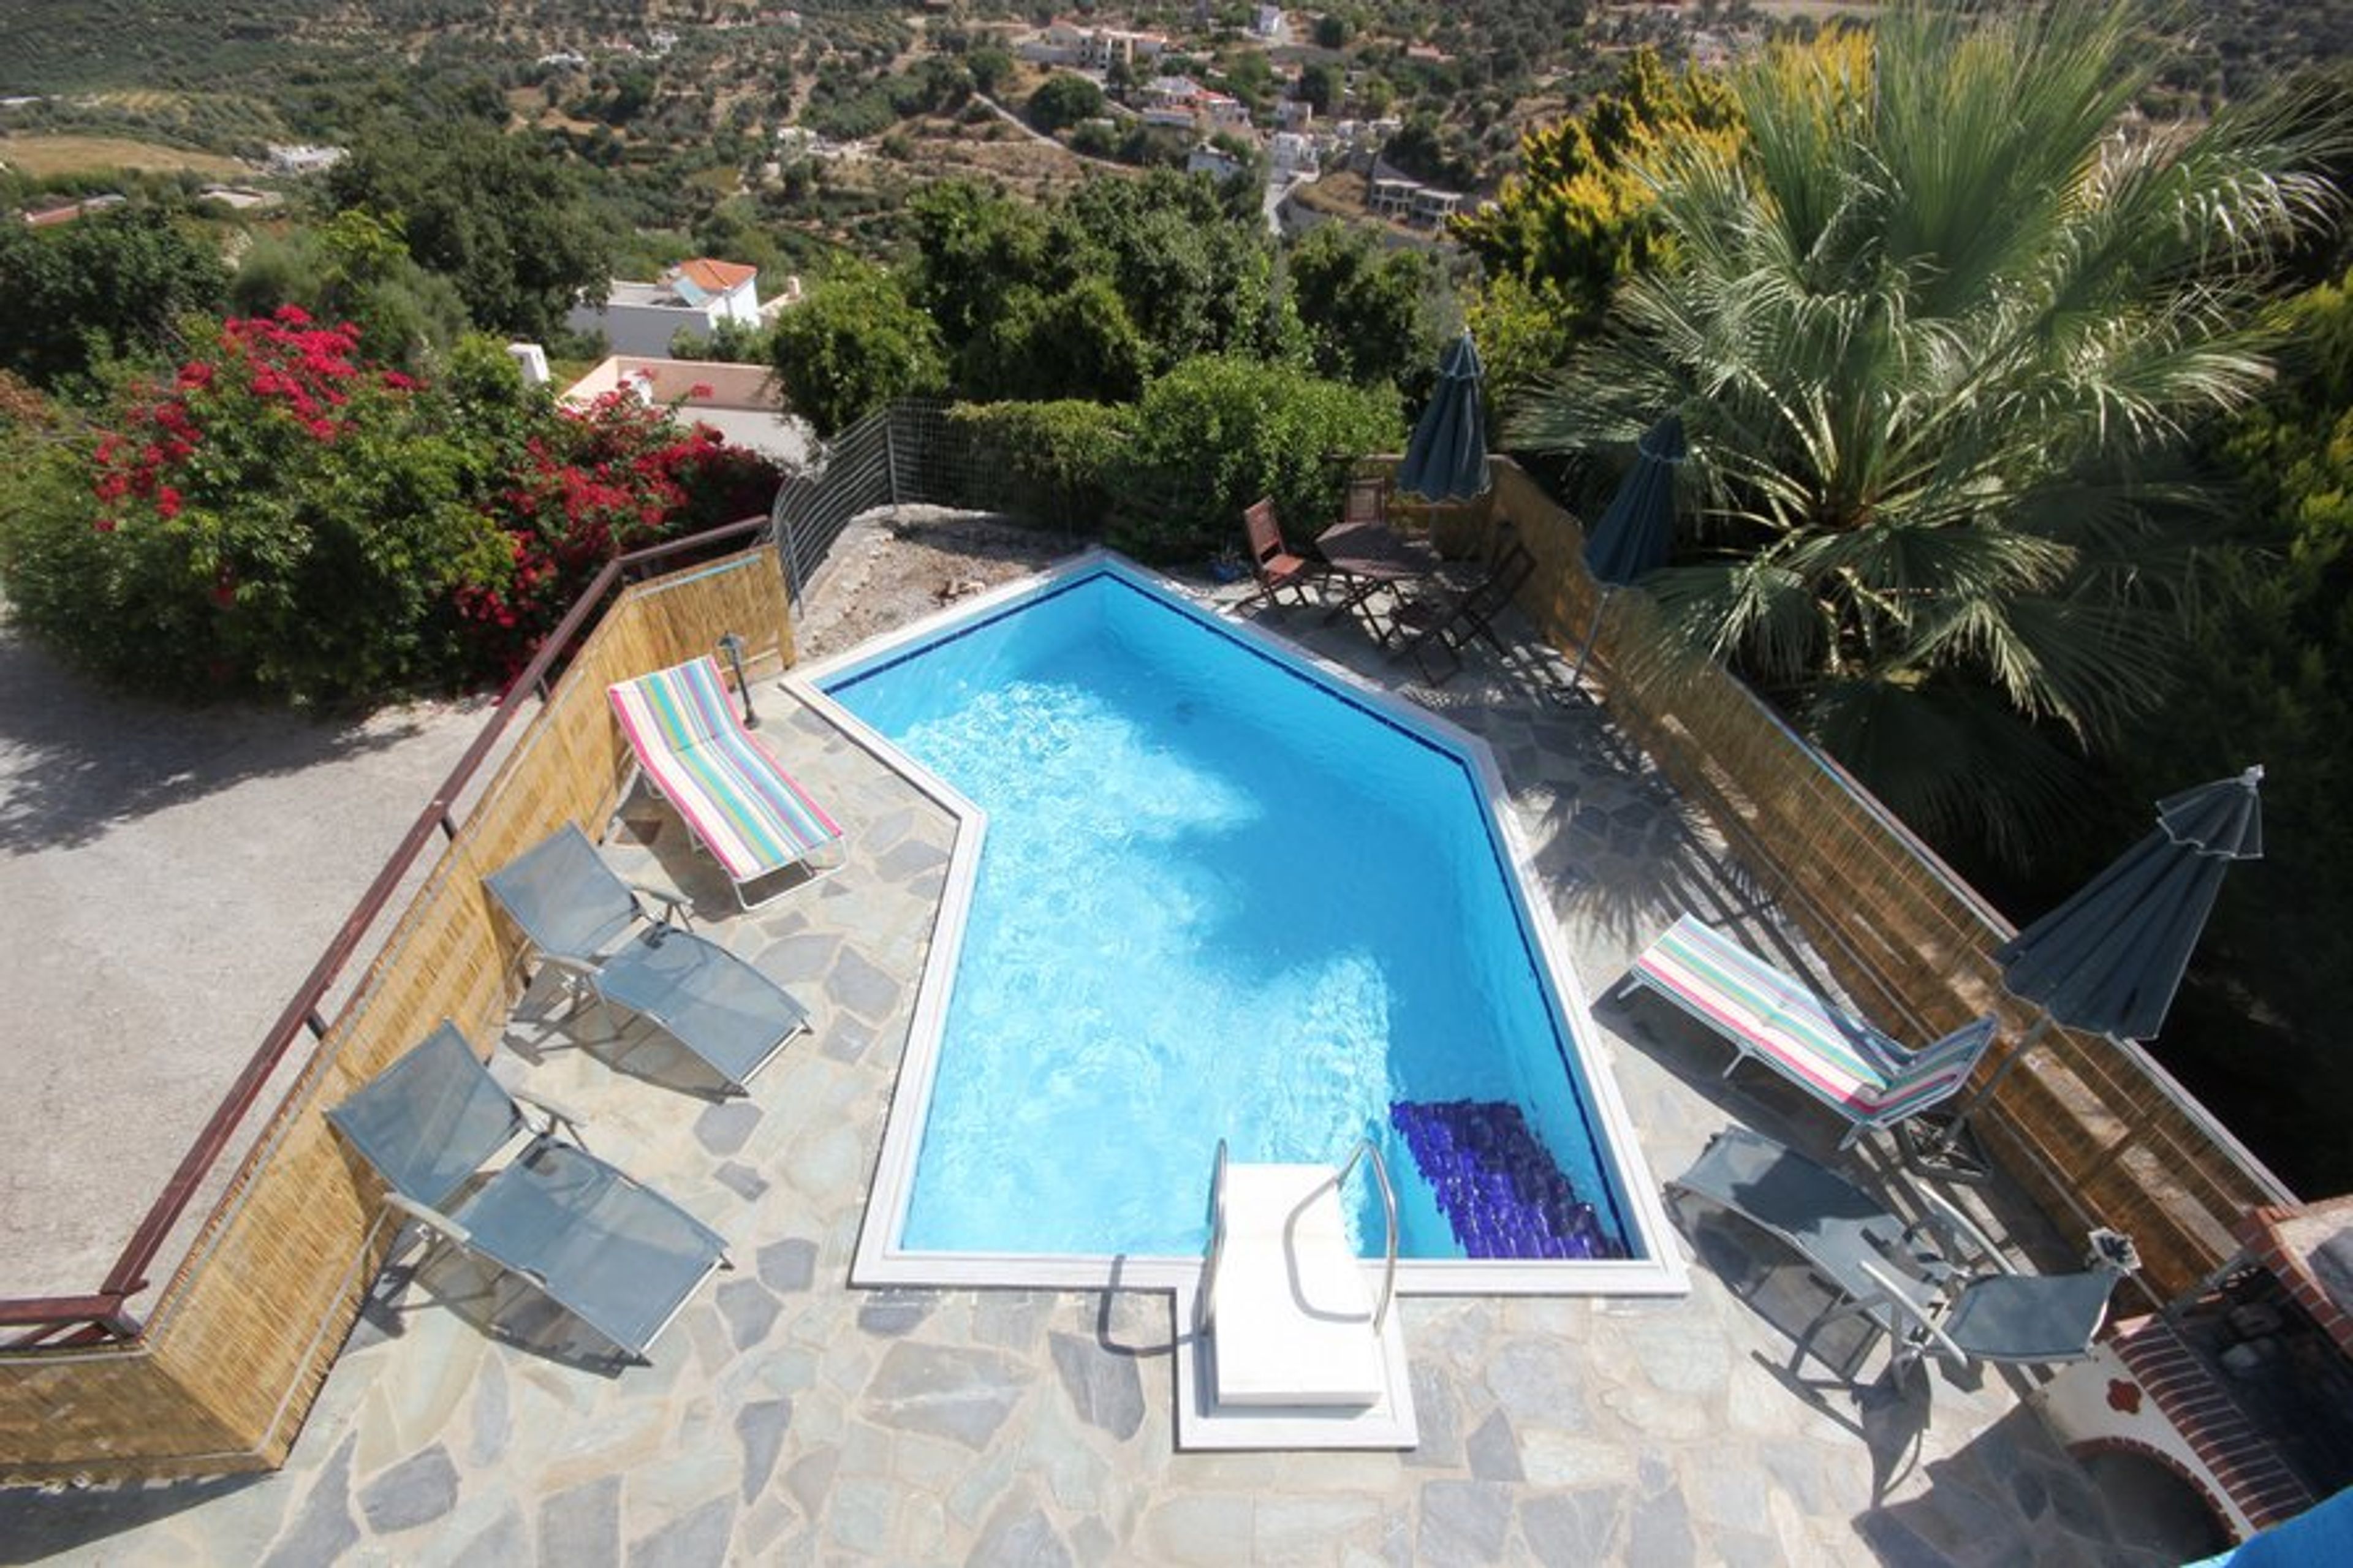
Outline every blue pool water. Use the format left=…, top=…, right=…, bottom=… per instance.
left=824, top=565, right=1639, bottom=1262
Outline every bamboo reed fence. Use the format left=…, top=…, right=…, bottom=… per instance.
left=0, top=545, right=792, bottom=1482
left=0, top=455, right=2294, bottom=1476
left=1444, top=457, right=2291, bottom=1299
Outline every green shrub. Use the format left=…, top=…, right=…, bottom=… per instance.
left=1108, top=355, right=1403, bottom=563
left=768, top=262, right=948, bottom=437
left=1026, top=74, right=1104, bottom=134
left=0, top=316, right=779, bottom=705
left=947, top=400, right=1134, bottom=532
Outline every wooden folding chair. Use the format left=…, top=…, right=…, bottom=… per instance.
left=1393, top=537, right=1538, bottom=682
left=1241, top=498, right=1316, bottom=607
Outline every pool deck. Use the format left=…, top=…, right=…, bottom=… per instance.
left=1, top=571, right=2212, bottom=1564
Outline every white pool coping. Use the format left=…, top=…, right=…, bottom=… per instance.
left=787, top=549, right=1688, bottom=1300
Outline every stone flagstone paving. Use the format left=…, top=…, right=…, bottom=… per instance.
left=0, top=569, right=2216, bottom=1565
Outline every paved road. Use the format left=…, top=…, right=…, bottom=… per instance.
left=0, top=626, right=488, bottom=1300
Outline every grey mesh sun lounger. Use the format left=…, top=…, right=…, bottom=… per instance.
left=485, top=824, right=811, bottom=1096
left=327, top=1024, right=729, bottom=1362
left=1670, top=1126, right=2134, bottom=1376
left=1670, top=1125, right=1970, bottom=1375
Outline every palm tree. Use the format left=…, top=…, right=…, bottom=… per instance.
left=1508, top=3, right=2341, bottom=858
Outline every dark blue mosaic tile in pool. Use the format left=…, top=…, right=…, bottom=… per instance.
left=1391, top=1100, right=1624, bottom=1260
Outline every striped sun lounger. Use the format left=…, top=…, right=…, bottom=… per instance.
left=608, top=656, right=844, bottom=911
left=1616, top=914, right=1997, bottom=1149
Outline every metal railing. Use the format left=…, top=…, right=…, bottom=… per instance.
left=771, top=400, right=979, bottom=605
left=1198, top=1138, right=1231, bottom=1338
left=1195, top=1136, right=1398, bottom=1338
left=1339, top=1137, right=1401, bottom=1333
left=0, top=516, right=773, bottom=1350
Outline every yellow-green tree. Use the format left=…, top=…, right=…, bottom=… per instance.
left=1453, top=47, right=1746, bottom=400
left=1509, top=4, right=2338, bottom=855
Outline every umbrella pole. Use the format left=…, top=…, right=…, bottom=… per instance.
left=1900, top=1013, right=2055, bottom=1182
left=1568, top=586, right=1618, bottom=692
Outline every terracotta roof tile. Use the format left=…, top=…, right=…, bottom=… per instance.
left=677, top=258, right=757, bottom=294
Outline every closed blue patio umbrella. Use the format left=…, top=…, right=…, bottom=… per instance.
left=1396, top=331, right=1491, bottom=504
left=1904, top=766, right=2266, bottom=1180
left=1569, top=413, right=1686, bottom=689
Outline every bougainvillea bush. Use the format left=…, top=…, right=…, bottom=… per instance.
left=457, top=379, right=779, bottom=680
left=0, top=311, right=779, bottom=704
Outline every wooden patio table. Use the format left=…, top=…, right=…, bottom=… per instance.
left=1314, top=518, right=1441, bottom=643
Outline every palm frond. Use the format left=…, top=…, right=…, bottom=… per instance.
left=1779, top=518, right=2074, bottom=608
left=1904, top=589, right=2180, bottom=741
left=1635, top=557, right=1827, bottom=682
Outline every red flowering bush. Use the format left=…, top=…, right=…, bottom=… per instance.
left=455, top=388, right=781, bottom=678
left=0, top=314, right=780, bottom=703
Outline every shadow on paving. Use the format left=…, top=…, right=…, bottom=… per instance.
left=0, top=1474, right=268, bottom=1566
left=0, top=629, right=446, bottom=855
left=1857, top=1404, right=2205, bottom=1567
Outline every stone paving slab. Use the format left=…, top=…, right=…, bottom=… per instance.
left=0, top=572, right=2214, bottom=1565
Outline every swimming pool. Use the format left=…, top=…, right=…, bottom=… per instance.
left=807, top=555, right=1681, bottom=1295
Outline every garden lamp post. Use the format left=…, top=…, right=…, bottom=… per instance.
left=716, top=632, right=760, bottom=729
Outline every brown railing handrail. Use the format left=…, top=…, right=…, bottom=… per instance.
left=1, top=516, right=772, bottom=1346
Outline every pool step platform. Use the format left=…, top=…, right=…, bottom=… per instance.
left=1170, top=1162, right=1417, bottom=1451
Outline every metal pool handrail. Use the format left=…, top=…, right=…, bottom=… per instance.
left=1338, top=1137, right=1401, bottom=1334
left=1198, top=1137, right=1230, bottom=1337
left=1197, top=1137, right=1398, bottom=1337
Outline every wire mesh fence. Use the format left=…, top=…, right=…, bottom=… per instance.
left=771, top=400, right=993, bottom=605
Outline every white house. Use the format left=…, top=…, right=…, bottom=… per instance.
left=1368, top=177, right=1419, bottom=221
left=1019, top=22, right=1165, bottom=69
left=1019, top=21, right=1087, bottom=64
left=566, top=258, right=793, bottom=358
left=1269, top=131, right=1319, bottom=177
left=1250, top=5, right=1289, bottom=44
left=1080, top=28, right=1168, bottom=70
left=1143, top=75, right=1207, bottom=107
left=1409, top=187, right=1463, bottom=225
left=559, top=356, right=813, bottom=466
left=267, top=144, right=347, bottom=176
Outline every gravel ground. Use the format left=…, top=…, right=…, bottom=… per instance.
left=786, top=506, right=1094, bottom=662
left=0, top=629, right=490, bottom=1300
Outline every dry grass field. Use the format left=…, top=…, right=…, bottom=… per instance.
left=0, top=133, right=248, bottom=179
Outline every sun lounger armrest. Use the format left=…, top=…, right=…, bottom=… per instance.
left=627, top=882, right=693, bottom=930
left=1909, top=1187, right=2011, bottom=1274
left=385, top=1191, right=472, bottom=1250
left=512, top=1089, right=590, bottom=1144
left=1895, top=1015, right=1999, bottom=1078
left=1856, top=1256, right=1969, bottom=1368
